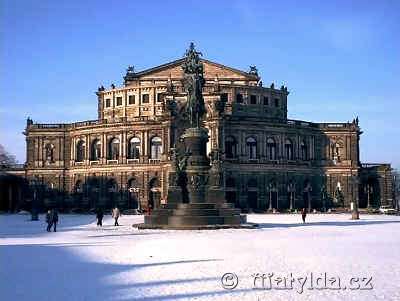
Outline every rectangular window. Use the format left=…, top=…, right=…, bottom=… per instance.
left=236, top=93, right=243, bottom=103
left=116, top=96, right=122, bottom=106
left=142, top=94, right=150, bottom=104
left=105, top=98, right=111, bottom=108
left=128, top=95, right=135, bottom=105
left=250, top=95, right=257, bottom=104
left=263, top=96, right=269, bottom=105
left=274, top=98, right=279, bottom=107
left=157, top=93, right=163, bottom=102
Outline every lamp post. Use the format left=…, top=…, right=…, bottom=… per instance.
left=30, top=179, right=39, bottom=221
left=321, top=185, right=327, bottom=213
left=365, top=183, right=373, bottom=209
left=351, top=175, right=359, bottom=220
left=288, top=183, right=295, bottom=211
left=268, top=183, right=273, bottom=211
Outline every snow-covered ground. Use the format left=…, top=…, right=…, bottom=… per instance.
left=1, top=213, right=399, bottom=301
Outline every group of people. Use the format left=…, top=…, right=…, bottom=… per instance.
left=95, top=207, right=121, bottom=227
left=45, top=207, right=121, bottom=232
left=45, top=206, right=308, bottom=232
left=45, top=209, right=59, bottom=232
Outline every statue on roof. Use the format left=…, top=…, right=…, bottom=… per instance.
left=126, top=65, right=135, bottom=74
left=249, top=65, right=258, bottom=76
left=181, top=43, right=205, bottom=128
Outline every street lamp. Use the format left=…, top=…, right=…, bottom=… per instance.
left=321, top=185, right=327, bottom=212
left=30, top=179, right=39, bottom=221
left=351, top=175, right=359, bottom=220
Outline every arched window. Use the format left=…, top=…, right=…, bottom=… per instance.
left=300, top=140, right=307, bottom=160
left=128, top=137, right=140, bottom=159
left=246, top=137, right=257, bottom=159
left=45, top=143, right=54, bottom=162
left=225, top=136, right=237, bottom=159
left=108, top=138, right=120, bottom=160
left=91, top=139, right=101, bottom=161
left=266, top=138, right=276, bottom=160
left=150, top=136, right=162, bottom=159
left=76, top=140, right=85, bottom=162
left=285, top=139, right=293, bottom=160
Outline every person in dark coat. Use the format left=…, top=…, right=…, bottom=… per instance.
left=50, top=209, right=59, bottom=232
left=96, top=208, right=104, bottom=227
left=301, top=208, right=307, bottom=223
left=46, top=210, right=52, bottom=232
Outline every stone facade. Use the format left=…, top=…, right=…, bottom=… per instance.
left=2, top=55, right=393, bottom=212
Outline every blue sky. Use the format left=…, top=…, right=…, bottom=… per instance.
left=1, top=0, right=399, bottom=168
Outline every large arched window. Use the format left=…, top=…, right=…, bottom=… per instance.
left=45, top=143, right=54, bottom=162
left=225, top=136, right=237, bottom=159
left=150, top=136, right=162, bottom=159
left=128, top=137, right=140, bottom=159
left=246, top=137, right=257, bottom=159
left=300, top=140, right=307, bottom=160
left=108, top=138, right=120, bottom=160
left=266, top=138, right=276, bottom=160
left=76, top=140, right=85, bottom=162
left=91, top=139, right=101, bottom=161
left=285, top=139, right=293, bottom=160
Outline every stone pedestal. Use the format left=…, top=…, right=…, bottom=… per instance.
left=139, top=127, right=248, bottom=229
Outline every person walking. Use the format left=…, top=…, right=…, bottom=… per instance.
left=50, top=208, right=59, bottom=232
left=112, top=207, right=120, bottom=226
left=46, top=209, right=52, bottom=232
left=301, top=208, right=307, bottom=223
left=96, top=208, right=104, bottom=227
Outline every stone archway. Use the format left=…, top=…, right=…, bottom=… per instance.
left=127, top=178, right=139, bottom=209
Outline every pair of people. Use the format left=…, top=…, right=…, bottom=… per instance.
left=45, top=209, right=59, bottom=232
left=95, top=207, right=120, bottom=226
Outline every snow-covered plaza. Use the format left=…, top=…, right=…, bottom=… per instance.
left=1, top=213, right=399, bottom=301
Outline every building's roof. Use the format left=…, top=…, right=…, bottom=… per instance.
left=124, top=58, right=259, bottom=82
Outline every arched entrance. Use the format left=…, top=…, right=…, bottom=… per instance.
left=87, top=177, right=100, bottom=209
left=225, top=177, right=238, bottom=207
left=247, top=178, right=258, bottom=211
left=74, top=180, right=84, bottom=208
left=268, top=181, right=278, bottom=210
left=106, top=179, right=118, bottom=209
left=127, top=178, right=139, bottom=210
left=303, top=180, right=312, bottom=211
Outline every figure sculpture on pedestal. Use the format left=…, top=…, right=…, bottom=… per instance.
left=182, top=42, right=206, bottom=128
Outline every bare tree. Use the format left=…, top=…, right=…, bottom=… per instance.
left=0, top=144, right=17, bottom=168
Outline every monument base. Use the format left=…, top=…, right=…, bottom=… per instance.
left=137, top=202, right=250, bottom=230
